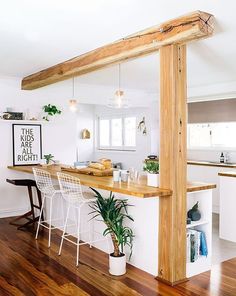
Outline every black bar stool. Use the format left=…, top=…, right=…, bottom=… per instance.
left=6, top=179, right=44, bottom=230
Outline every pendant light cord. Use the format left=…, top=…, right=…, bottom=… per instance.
left=118, top=64, right=121, bottom=91
left=72, top=76, right=75, bottom=98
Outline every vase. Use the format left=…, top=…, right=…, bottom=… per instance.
left=109, top=253, right=126, bottom=276
left=147, top=173, right=159, bottom=187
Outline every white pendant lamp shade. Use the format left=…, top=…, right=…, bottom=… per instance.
left=69, top=77, right=78, bottom=112
left=108, top=64, right=129, bottom=108
left=69, top=99, right=77, bottom=112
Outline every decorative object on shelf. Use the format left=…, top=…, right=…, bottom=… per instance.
left=187, top=229, right=208, bottom=263
left=89, top=188, right=134, bottom=276
left=108, top=64, right=129, bottom=108
left=138, top=117, right=147, bottom=135
left=187, top=217, right=191, bottom=225
left=3, top=112, right=23, bottom=120
left=42, top=104, right=61, bottom=121
left=68, top=77, right=78, bottom=112
left=12, top=124, right=42, bottom=166
left=187, top=201, right=201, bottom=221
left=81, top=129, right=90, bottom=139
left=143, top=161, right=159, bottom=187
left=43, top=154, right=55, bottom=165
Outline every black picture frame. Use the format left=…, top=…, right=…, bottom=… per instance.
left=12, top=124, right=42, bottom=166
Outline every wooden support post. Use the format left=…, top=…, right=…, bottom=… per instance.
left=157, top=44, right=187, bottom=285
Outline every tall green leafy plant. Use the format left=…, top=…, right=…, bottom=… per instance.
left=89, top=188, right=134, bottom=259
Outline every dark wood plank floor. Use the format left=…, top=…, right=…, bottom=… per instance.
left=0, top=218, right=236, bottom=296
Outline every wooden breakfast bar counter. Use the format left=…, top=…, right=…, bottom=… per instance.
left=7, top=165, right=216, bottom=277
left=8, top=165, right=216, bottom=197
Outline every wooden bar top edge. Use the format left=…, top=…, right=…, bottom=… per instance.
left=7, top=165, right=216, bottom=197
left=218, top=171, right=236, bottom=178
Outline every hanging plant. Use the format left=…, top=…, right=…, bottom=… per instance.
left=42, top=104, right=62, bottom=121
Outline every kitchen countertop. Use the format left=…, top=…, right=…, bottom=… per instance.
left=187, top=160, right=236, bottom=168
left=218, top=171, right=236, bottom=178
left=7, top=165, right=216, bottom=198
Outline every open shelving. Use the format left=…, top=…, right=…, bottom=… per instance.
left=186, top=189, right=212, bottom=278
left=186, top=220, right=209, bottom=229
left=0, top=120, right=46, bottom=124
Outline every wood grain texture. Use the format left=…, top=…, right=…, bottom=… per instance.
left=0, top=218, right=236, bottom=296
left=218, top=171, right=236, bottom=178
left=21, top=11, right=214, bottom=90
left=188, top=160, right=236, bottom=168
left=7, top=165, right=172, bottom=198
left=7, top=165, right=216, bottom=197
left=158, top=44, right=187, bottom=284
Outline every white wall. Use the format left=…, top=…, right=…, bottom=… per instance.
left=0, top=76, right=77, bottom=217
left=77, top=104, right=95, bottom=162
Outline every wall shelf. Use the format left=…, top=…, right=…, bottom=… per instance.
left=186, top=220, right=209, bottom=229
left=0, top=120, right=46, bottom=124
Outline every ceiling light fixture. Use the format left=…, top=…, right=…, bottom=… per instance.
left=69, top=77, right=78, bottom=112
left=108, top=64, right=129, bottom=108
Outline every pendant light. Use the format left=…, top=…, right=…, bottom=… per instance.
left=108, top=64, right=129, bottom=108
left=69, top=77, right=78, bottom=112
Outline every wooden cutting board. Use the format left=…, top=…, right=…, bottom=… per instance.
left=61, top=166, right=113, bottom=176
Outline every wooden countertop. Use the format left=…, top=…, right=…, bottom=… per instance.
left=187, top=160, right=236, bottom=168
left=7, top=165, right=216, bottom=198
left=218, top=171, right=236, bottom=178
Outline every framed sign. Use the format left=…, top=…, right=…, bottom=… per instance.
left=12, top=124, right=42, bottom=166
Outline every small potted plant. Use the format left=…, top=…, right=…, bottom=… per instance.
left=42, top=154, right=55, bottom=166
left=42, top=104, right=62, bottom=121
left=143, top=161, right=159, bottom=187
left=89, top=188, right=134, bottom=276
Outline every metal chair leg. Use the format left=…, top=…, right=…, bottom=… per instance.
left=48, top=197, right=53, bottom=248
left=59, top=205, right=70, bottom=256
left=76, top=207, right=81, bottom=266
left=35, top=194, right=46, bottom=240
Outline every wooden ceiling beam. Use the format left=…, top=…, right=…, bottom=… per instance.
left=22, top=10, right=214, bottom=90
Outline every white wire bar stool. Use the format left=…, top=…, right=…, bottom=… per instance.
left=33, top=168, right=64, bottom=248
left=57, top=172, right=106, bottom=266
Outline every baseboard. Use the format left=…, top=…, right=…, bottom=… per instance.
left=0, top=207, right=29, bottom=218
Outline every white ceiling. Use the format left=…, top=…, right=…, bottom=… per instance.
left=0, top=0, right=236, bottom=99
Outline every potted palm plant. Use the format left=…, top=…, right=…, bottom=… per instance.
left=143, top=161, right=159, bottom=187
left=89, top=188, right=134, bottom=276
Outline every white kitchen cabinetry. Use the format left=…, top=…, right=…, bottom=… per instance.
left=219, top=175, right=236, bottom=242
left=188, top=164, right=235, bottom=213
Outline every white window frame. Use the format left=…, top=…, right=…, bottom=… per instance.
left=97, top=115, right=136, bottom=151
left=187, top=122, right=236, bottom=151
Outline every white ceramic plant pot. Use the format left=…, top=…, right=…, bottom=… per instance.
left=109, top=253, right=126, bottom=276
left=147, top=173, right=159, bottom=187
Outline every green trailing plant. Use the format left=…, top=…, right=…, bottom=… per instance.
left=43, top=154, right=55, bottom=165
left=89, top=188, right=134, bottom=259
left=42, top=104, right=61, bottom=121
left=143, top=161, right=159, bottom=174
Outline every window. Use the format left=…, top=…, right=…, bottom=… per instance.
left=188, top=122, right=236, bottom=149
left=98, top=116, right=136, bottom=150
